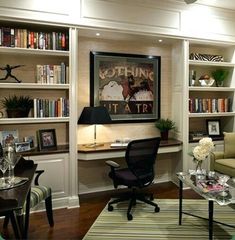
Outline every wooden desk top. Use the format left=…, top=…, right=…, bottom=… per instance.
left=77, top=138, right=182, bottom=153
left=77, top=139, right=182, bottom=160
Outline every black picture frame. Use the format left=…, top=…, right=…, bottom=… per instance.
left=90, top=51, right=161, bottom=123
left=37, top=129, right=57, bottom=150
left=206, top=119, right=221, bottom=137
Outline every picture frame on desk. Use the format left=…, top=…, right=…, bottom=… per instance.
left=37, top=129, right=57, bottom=151
left=206, top=119, right=221, bottom=137
left=90, top=51, right=161, bottom=123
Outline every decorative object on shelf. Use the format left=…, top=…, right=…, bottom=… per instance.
left=78, top=106, right=112, bottom=148
left=189, top=131, right=208, bottom=141
left=90, top=51, right=161, bottom=122
left=0, top=95, right=33, bottom=118
left=206, top=119, right=221, bottom=137
left=189, top=53, right=224, bottom=62
left=23, top=136, right=35, bottom=148
left=192, top=137, right=214, bottom=175
left=37, top=129, right=57, bottom=151
left=155, top=118, right=176, bottom=140
left=0, top=64, right=24, bottom=83
left=198, top=74, right=215, bottom=87
left=211, top=69, right=229, bottom=87
left=15, top=142, right=31, bottom=153
left=189, top=70, right=196, bottom=86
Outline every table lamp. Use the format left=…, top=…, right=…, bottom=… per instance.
left=78, top=106, right=112, bottom=148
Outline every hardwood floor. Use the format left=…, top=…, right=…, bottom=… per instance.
left=0, top=182, right=201, bottom=240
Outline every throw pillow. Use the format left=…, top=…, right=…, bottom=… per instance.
left=224, top=132, right=235, bottom=158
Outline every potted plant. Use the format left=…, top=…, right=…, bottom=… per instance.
left=155, top=118, right=176, bottom=140
left=0, top=95, right=33, bottom=118
left=211, top=69, right=229, bottom=87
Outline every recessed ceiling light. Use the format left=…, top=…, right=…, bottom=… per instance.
left=96, top=33, right=100, bottom=36
left=158, top=39, right=163, bottom=42
left=184, top=0, right=197, bottom=4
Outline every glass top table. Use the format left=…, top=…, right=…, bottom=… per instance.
left=177, top=171, right=235, bottom=240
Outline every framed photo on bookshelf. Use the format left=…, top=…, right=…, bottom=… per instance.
left=37, top=129, right=57, bottom=150
left=90, top=51, right=161, bottom=122
left=206, top=119, right=221, bottom=137
left=0, top=130, right=19, bottom=147
left=15, top=142, right=31, bottom=153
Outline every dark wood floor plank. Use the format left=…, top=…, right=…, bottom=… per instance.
left=0, top=182, right=201, bottom=239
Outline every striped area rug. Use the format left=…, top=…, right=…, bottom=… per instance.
left=83, top=199, right=235, bottom=240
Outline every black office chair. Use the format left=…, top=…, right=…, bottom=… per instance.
left=106, top=137, right=161, bottom=220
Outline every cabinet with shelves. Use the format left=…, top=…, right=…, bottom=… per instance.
left=0, top=21, right=79, bottom=208
left=187, top=43, right=235, bottom=142
left=0, top=22, right=70, bottom=147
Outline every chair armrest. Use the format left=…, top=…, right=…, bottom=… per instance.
left=210, top=152, right=224, bottom=171
left=34, top=170, right=45, bottom=186
left=106, top=160, right=120, bottom=168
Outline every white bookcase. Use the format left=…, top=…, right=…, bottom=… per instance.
left=173, top=40, right=235, bottom=173
left=0, top=21, right=79, bottom=208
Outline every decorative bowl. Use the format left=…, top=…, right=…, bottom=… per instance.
left=199, top=78, right=215, bottom=87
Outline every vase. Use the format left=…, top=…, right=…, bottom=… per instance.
left=160, top=131, right=169, bottom=141
left=195, top=160, right=205, bottom=178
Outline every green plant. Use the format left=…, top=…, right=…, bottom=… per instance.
left=211, top=69, right=229, bottom=86
left=155, top=118, right=176, bottom=132
left=1, top=95, right=33, bottom=110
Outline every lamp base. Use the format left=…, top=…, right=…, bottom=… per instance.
left=85, top=143, right=104, bottom=148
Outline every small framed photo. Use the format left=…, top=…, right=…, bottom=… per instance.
left=206, top=119, right=221, bottom=137
left=37, top=129, right=57, bottom=150
left=15, top=142, right=31, bottom=153
left=0, top=130, right=19, bottom=147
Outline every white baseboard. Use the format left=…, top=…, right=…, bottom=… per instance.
left=31, top=195, right=80, bottom=212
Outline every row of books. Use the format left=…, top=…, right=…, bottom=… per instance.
left=189, top=98, right=231, bottom=113
left=33, top=98, right=69, bottom=118
left=36, top=63, right=69, bottom=84
left=0, top=27, right=69, bottom=51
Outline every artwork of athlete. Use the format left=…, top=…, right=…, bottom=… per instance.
left=0, top=64, right=24, bottom=83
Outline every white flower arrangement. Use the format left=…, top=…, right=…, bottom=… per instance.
left=193, top=137, right=214, bottom=162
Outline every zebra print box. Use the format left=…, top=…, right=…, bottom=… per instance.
left=189, top=53, right=224, bottom=62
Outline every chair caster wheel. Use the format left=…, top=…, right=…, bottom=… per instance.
left=127, top=214, right=133, bottom=221
left=155, top=206, right=160, bottom=212
left=108, top=205, right=113, bottom=211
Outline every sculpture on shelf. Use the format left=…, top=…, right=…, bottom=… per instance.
left=0, top=64, right=24, bottom=83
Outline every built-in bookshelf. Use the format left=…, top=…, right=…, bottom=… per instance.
left=187, top=42, right=235, bottom=142
left=0, top=22, right=70, bottom=148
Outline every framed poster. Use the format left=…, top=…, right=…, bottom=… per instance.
left=206, top=119, right=221, bottom=137
left=90, top=51, right=161, bottom=122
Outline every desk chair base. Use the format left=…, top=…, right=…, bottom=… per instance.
left=108, top=190, right=160, bottom=221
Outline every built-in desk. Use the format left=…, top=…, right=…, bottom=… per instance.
left=77, top=139, right=182, bottom=160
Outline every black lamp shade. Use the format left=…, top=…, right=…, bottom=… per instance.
left=78, top=106, right=112, bottom=124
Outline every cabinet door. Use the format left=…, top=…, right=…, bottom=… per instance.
left=28, top=153, right=69, bottom=199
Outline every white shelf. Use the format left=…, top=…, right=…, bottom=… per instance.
left=189, top=112, right=235, bottom=118
left=0, top=117, right=69, bottom=124
left=0, top=83, right=69, bottom=89
left=0, top=46, right=69, bottom=56
left=189, top=60, right=235, bottom=67
left=189, top=86, right=235, bottom=92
